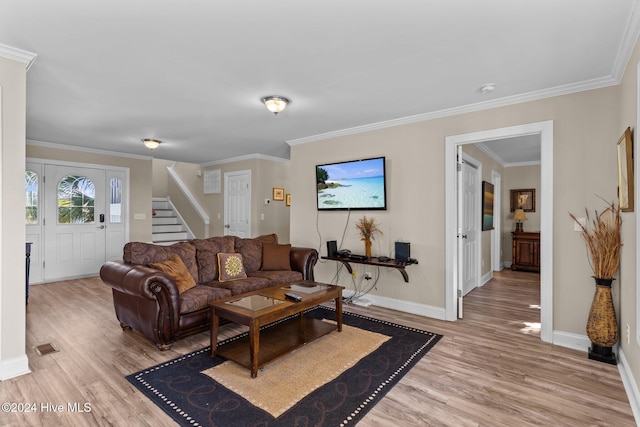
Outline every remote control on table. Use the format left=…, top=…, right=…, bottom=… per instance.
left=285, top=293, right=302, bottom=302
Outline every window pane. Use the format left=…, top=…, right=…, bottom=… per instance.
left=57, top=175, right=95, bottom=224
left=25, top=171, right=38, bottom=224
left=110, top=177, right=122, bottom=223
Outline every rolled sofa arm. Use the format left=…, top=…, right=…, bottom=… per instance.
left=290, top=247, right=319, bottom=281
left=100, top=261, right=179, bottom=301
left=99, top=260, right=182, bottom=347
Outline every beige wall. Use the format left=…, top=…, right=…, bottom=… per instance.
left=291, top=85, right=620, bottom=329
left=153, top=157, right=291, bottom=242
left=26, top=144, right=153, bottom=242
left=0, top=56, right=30, bottom=379
left=618, top=30, right=640, bottom=402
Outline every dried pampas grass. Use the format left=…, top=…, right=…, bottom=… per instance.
left=569, top=200, right=622, bottom=279
left=355, top=216, right=383, bottom=241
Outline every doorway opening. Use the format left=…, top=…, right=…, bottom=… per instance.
left=445, top=120, right=553, bottom=343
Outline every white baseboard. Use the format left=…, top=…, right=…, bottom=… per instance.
left=617, top=348, right=640, bottom=425
left=552, top=330, right=591, bottom=352
left=480, top=271, right=493, bottom=286
left=342, top=290, right=447, bottom=320
left=0, top=354, right=31, bottom=380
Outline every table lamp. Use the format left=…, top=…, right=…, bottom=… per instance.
left=513, top=208, right=528, bottom=232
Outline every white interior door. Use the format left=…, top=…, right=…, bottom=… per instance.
left=224, top=170, right=251, bottom=237
left=460, top=155, right=480, bottom=297
left=44, top=165, right=106, bottom=280
left=456, top=147, right=464, bottom=317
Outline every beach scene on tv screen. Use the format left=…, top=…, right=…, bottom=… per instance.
left=316, top=158, right=385, bottom=209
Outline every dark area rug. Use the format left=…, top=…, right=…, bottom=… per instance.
left=126, top=306, right=442, bottom=427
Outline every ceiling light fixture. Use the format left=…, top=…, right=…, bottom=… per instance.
left=479, top=83, right=496, bottom=94
left=261, top=96, right=290, bottom=115
left=141, top=138, right=161, bottom=150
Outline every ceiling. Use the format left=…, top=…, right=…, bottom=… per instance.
left=1, top=1, right=639, bottom=165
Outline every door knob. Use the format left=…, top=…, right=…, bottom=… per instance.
left=97, top=225, right=105, bottom=229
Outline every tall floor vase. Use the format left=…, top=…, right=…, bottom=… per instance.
left=586, top=278, right=618, bottom=365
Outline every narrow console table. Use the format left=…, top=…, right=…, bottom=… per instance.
left=511, top=231, right=540, bottom=272
left=322, top=255, right=418, bottom=282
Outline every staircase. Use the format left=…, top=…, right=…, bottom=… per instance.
left=152, top=198, right=193, bottom=245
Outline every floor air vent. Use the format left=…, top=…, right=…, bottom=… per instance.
left=35, top=342, right=59, bottom=356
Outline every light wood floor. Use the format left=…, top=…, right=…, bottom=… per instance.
left=0, top=270, right=635, bottom=426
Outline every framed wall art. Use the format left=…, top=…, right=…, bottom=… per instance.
left=286, top=193, right=291, bottom=206
left=617, top=126, right=634, bottom=212
left=482, top=181, right=494, bottom=231
left=273, top=187, right=285, bottom=201
left=510, top=188, right=535, bottom=212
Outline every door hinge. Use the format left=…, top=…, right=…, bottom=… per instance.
left=42, top=261, right=45, bottom=269
left=457, top=163, right=462, bottom=172
left=457, top=289, right=462, bottom=297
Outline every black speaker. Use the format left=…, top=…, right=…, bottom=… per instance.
left=395, top=241, right=410, bottom=262
left=327, top=240, right=338, bottom=257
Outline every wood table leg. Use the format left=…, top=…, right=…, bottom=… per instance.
left=249, top=320, right=259, bottom=378
left=210, top=311, right=220, bottom=356
left=335, top=292, right=343, bottom=332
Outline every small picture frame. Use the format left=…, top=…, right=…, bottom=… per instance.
left=481, top=181, right=494, bottom=231
left=510, top=189, right=536, bottom=212
left=617, top=127, right=634, bottom=212
left=273, top=187, right=285, bottom=201
left=286, top=194, right=291, bottom=206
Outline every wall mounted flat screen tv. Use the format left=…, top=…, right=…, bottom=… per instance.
left=316, top=156, right=387, bottom=211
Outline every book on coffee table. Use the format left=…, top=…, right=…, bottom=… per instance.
left=282, top=282, right=329, bottom=294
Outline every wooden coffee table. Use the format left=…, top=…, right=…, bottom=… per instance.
left=209, top=281, right=343, bottom=378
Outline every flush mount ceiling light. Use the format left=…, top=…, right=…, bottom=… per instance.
left=261, top=96, right=290, bottom=115
left=479, top=83, right=496, bottom=94
left=141, top=138, right=161, bottom=150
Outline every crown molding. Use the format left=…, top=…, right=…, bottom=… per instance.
left=26, top=139, right=153, bottom=160
left=0, top=44, right=37, bottom=71
left=200, top=153, right=290, bottom=167
left=287, top=75, right=618, bottom=146
left=611, top=0, right=640, bottom=80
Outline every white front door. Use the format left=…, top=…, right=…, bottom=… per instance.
left=224, top=170, right=251, bottom=237
left=44, top=165, right=106, bottom=280
left=460, top=154, right=480, bottom=297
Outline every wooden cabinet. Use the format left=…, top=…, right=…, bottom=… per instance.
left=511, top=232, right=540, bottom=272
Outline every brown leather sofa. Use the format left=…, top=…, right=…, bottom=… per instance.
left=100, top=234, right=318, bottom=349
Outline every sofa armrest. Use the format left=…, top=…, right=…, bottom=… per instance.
left=100, top=261, right=179, bottom=300
left=290, top=247, right=319, bottom=281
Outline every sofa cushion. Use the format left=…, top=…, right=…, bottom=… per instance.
left=212, top=276, right=274, bottom=295
left=261, top=242, right=292, bottom=271
left=234, top=234, right=278, bottom=273
left=218, top=253, right=248, bottom=282
left=124, top=241, right=198, bottom=283
left=179, top=285, right=233, bottom=314
left=149, top=254, right=197, bottom=293
left=248, top=270, right=303, bottom=284
left=192, top=236, right=235, bottom=283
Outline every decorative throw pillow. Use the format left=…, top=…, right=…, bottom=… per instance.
left=218, top=253, right=248, bottom=282
left=149, top=254, right=197, bottom=294
left=261, top=242, right=292, bottom=271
